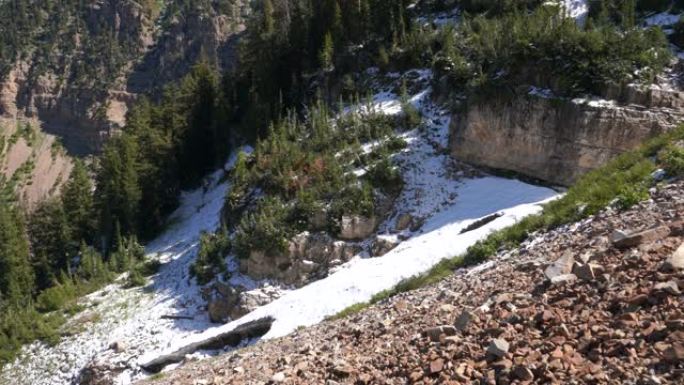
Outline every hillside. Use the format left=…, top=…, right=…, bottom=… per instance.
left=0, top=1, right=683, bottom=385
left=143, top=178, right=684, bottom=385
left=0, top=70, right=558, bottom=385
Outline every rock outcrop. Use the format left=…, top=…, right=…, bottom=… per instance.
left=450, top=83, right=684, bottom=185
left=239, top=232, right=361, bottom=287
left=338, top=215, right=378, bottom=240
left=204, top=283, right=281, bottom=323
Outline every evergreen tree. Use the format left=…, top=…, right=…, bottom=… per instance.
left=29, top=198, right=73, bottom=289
left=96, top=134, right=141, bottom=251
left=319, top=32, right=335, bottom=70
left=62, top=160, right=95, bottom=244
left=0, top=202, right=33, bottom=305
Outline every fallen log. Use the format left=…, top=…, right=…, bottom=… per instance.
left=160, top=314, right=195, bottom=320
left=140, top=317, right=274, bottom=373
left=459, top=212, right=503, bottom=234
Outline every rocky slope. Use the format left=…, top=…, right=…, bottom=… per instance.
left=143, top=180, right=684, bottom=385
left=0, top=116, right=72, bottom=207
left=450, top=77, right=684, bottom=186
left=0, top=0, right=248, bottom=155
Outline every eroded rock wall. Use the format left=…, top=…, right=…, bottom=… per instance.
left=450, top=85, right=684, bottom=186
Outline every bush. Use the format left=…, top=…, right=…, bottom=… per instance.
left=659, top=143, right=684, bottom=176
left=35, top=279, right=77, bottom=313
left=234, top=197, right=291, bottom=259
left=435, top=6, right=671, bottom=98
left=125, top=268, right=146, bottom=288
left=366, top=155, right=404, bottom=195
left=190, top=229, right=231, bottom=285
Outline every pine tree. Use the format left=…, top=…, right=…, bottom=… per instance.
left=29, top=198, right=73, bottom=288
left=62, top=160, right=95, bottom=244
left=0, top=202, right=34, bottom=305
left=319, top=32, right=334, bottom=70
left=262, top=0, right=275, bottom=37
left=96, top=134, right=141, bottom=250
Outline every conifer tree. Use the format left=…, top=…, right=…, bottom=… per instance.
left=319, top=32, right=334, bottom=70
left=29, top=198, right=72, bottom=288
left=62, top=160, right=95, bottom=244
left=96, top=134, right=141, bottom=250
left=0, top=202, right=33, bottom=305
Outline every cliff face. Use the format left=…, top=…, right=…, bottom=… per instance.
left=450, top=84, right=684, bottom=186
left=0, top=0, right=248, bottom=155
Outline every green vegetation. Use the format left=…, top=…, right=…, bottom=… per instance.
left=229, top=101, right=406, bottom=261
left=332, top=125, right=684, bottom=320
left=432, top=5, right=671, bottom=99
left=0, top=0, right=680, bottom=369
left=190, top=230, right=231, bottom=285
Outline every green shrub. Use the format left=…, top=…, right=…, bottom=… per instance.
left=125, top=268, right=147, bottom=288
left=35, top=279, right=77, bottom=313
left=366, top=155, right=404, bottom=195
left=234, top=197, right=291, bottom=259
left=658, top=143, right=684, bottom=176
left=190, top=229, right=231, bottom=285
left=436, top=5, right=671, bottom=98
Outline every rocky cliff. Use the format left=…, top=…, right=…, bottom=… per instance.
left=450, top=82, right=684, bottom=186
left=0, top=0, right=248, bottom=155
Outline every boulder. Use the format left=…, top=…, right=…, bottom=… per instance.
left=371, top=235, right=400, bottom=257
left=339, top=215, right=377, bottom=240
left=423, top=325, right=457, bottom=341
left=108, top=340, right=126, bottom=353
left=230, top=290, right=279, bottom=320
left=395, top=213, right=414, bottom=231
left=544, top=252, right=575, bottom=281
left=550, top=274, right=578, bottom=285
left=78, top=359, right=125, bottom=385
left=454, top=310, right=474, bottom=331
left=487, top=339, right=510, bottom=358
left=573, top=263, right=604, bottom=281
left=662, top=243, right=684, bottom=271
left=611, top=226, right=670, bottom=249
left=208, top=284, right=241, bottom=323
left=310, top=208, right=328, bottom=230
left=654, top=281, right=681, bottom=296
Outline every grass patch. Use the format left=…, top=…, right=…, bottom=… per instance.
left=330, top=125, right=684, bottom=320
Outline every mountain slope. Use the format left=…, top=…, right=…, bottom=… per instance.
left=144, top=180, right=684, bottom=385
left=0, top=71, right=557, bottom=385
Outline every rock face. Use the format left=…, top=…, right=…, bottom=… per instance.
left=240, top=232, right=361, bottom=287
left=450, top=84, right=684, bottom=186
left=0, top=0, right=249, bottom=154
